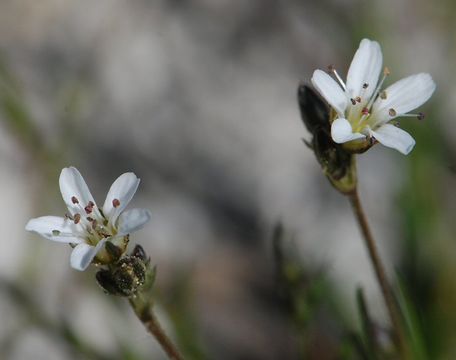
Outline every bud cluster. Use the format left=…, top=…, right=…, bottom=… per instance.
left=96, top=244, right=155, bottom=297
left=297, top=83, right=357, bottom=194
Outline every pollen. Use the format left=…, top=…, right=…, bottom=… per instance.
left=52, top=230, right=61, bottom=236
left=112, top=199, right=121, bottom=208
left=389, top=108, right=397, bottom=117
left=71, top=196, right=79, bottom=204
left=362, top=83, right=369, bottom=89
left=417, top=112, right=425, bottom=120
left=74, top=213, right=81, bottom=224
left=85, top=201, right=95, bottom=214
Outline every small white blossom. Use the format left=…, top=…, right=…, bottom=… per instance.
left=311, top=38, right=436, bottom=154
left=26, top=167, right=151, bottom=271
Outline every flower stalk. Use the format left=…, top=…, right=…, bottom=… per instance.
left=348, top=188, right=408, bottom=358
left=299, top=83, right=409, bottom=357
left=129, top=296, right=185, bottom=360
left=25, top=167, right=184, bottom=359
left=96, top=244, right=185, bottom=360
left=301, top=37, right=436, bottom=357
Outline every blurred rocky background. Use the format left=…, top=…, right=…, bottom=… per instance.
left=0, top=0, right=455, bottom=359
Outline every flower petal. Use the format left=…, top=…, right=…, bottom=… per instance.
left=117, top=208, right=151, bottom=236
left=25, top=216, right=83, bottom=243
left=103, top=172, right=140, bottom=225
left=331, top=118, right=365, bottom=143
left=70, top=239, right=107, bottom=271
left=311, top=69, right=348, bottom=116
left=346, top=39, right=383, bottom=100
left=59, top=167, right=98, bottom=215
left=371, top=73, right=436, bottom=125
left=370, top=124, right=416, bottom=155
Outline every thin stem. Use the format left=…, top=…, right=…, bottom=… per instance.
left=129, top=297, right=184, bottom=360
left=348, top=189, right=408, bottom=358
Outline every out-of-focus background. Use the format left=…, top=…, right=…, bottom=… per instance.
left=0, top=0, right=455, bottom=359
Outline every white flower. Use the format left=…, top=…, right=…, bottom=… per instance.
left=26, top=167, right=151, bottom=271
left=311, top=38, right=436, bottom=154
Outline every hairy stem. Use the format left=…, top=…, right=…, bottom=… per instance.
left=129, top=297, right=184, bottom=360
left=348, top=189, right=408, bottom=358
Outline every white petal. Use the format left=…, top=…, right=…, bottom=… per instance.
left=311, top=69, right=348, bottom=116
left=370, top=124, right=416, bottom=155
left=117, top=208, right=151, bottom=236
left=103, top=173, right=140, bottom=225
left=371, top=73, right=436, bottom=125
left=331, top=118, right=365, bottom=143
left=70, top=239, right=107, bottom=271
left=59, top=167, right=98, bottom=215
left=25, top=216, right=83, bottom=243
left=346, top=39, right=383, bottom=100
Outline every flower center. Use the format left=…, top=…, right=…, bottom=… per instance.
left=346, top=67, right=391, bottom=134
left=330, top=66, right=426, bottom=135
left=53, top=196, right=122, bottom=246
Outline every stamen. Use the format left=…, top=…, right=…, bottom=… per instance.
left=74, top=213, right=81, bottom=224
left=71, top=196, right=79, bottom=204
left=400, top=112, right=426, bottom=120
left=356, top=107, right=370, bottom=127
left=366, top=66, right=391, bottom=110
left=112, top=199, right=120, bottom=208
left=84, top=201, right=95, bottom=214
left=52, top=230, right=61, bottom=236
left=328, top=64, right=346, bottom=90
left=389, top=108, right=397, bottom=117
left=354, top=84, right=369, bottom=112
left=87, top=216, right=94, bottom=222
left=350, top=98, right=357, bottom=105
